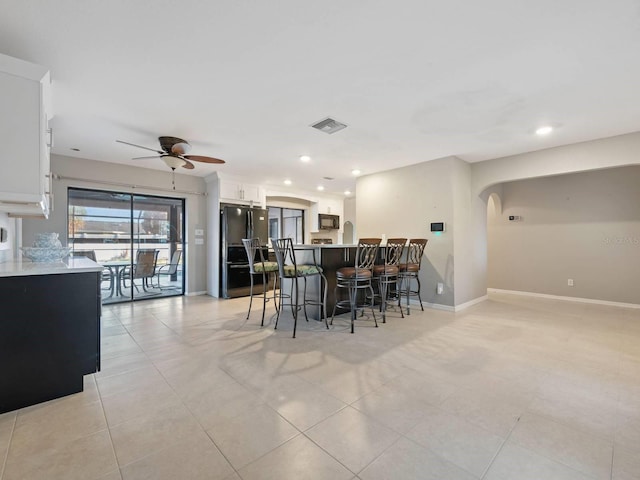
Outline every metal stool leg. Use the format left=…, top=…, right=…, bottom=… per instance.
left=260, top=271, right=268, bottom=326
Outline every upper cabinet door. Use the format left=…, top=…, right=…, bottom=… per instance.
left=219, top=179, right=262, bottom=205
left=219, top=180, right=242, bottom=201
left=0, top=54, right=51, bottom=217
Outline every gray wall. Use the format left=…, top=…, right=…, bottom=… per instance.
left=472, top=131, right=640, bottom=195
left=357, top=157, right=457, bottom=307
left=356, top=132, right=640, bottom=309
left=487, top=166, right=640, bottom=304
left=22, top=154, right=209, bottom=294
left=452, top=158, right=488, bottom=305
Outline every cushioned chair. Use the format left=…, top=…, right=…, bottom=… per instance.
left=331, top=238, right=381, bottom=333
left=242, top=238, right=279, bottom=326
left=271, top=237, right=328, bottom=338
left=398, top=238, right=428, bottom=314
left=372, top=238, right=406, bottom=323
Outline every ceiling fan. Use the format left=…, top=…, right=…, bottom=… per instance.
left=116, top=136, right=225, bottom=170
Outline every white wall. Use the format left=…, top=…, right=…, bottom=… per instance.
left=0, top=212, right=14, bottom=263
left=487, top=166, right=640, bottom=304
left=343, top=196, right=356, bottom=242
left=22, top=154, right=209, bottom=294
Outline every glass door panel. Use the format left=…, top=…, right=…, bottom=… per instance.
left=68, top=189, right=133, bottom=304
left=68, top=188, right=185, bottom=304
left=131, top=194, right=185, bottom=300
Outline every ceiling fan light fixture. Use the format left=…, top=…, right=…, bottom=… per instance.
left=171, top=142, right=191, bottom=155
left=162, top=155, right=187, bottom=169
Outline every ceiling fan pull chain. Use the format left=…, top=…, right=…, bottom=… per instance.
left=171, top=168, right=176, bottom=190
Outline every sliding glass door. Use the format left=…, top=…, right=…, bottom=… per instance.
left=68, top=188, right=185, bottom=304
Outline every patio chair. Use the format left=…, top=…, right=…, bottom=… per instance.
left=121, top=249, right=159, bottom=293
left=154, top=250, right=183, bottom=290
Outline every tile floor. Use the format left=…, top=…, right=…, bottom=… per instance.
left=1, top=292, right=640, bottom=480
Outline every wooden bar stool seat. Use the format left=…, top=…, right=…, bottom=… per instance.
left=331, top=238, right=381, bottom=333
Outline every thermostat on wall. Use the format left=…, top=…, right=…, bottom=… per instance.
left=430, top=222, right=445, bottom=232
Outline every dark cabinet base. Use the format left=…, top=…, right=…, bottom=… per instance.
left=0, top=272, right=101, bottom=414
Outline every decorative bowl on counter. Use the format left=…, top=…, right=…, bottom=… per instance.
left=33, top=232, right=63, bottom=248
left=21, top=232, right=70, bottom=262
left=21, top=246, right=72, bottom=263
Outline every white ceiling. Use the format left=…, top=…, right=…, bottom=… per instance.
left=2, top=0, right=640, bottom=195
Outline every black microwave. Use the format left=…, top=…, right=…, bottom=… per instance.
left=318, top=213, right=340, bottom=230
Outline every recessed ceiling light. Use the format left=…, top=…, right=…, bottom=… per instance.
left=284, top=179, right=292, bottom=186
left=317, top=185, right=325, bottom=191
left=344, top=190, right=351, bottom=195
left=351, top=169, right=361, bottom=176
left=535, top=126, right=553, bottom=136
left=300, top=155, right=311, bottom=162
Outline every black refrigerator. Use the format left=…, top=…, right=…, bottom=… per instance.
left=220, top=204, right=269, bottom=298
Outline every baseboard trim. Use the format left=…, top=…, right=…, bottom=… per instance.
left=420, top=302, right=455, bottom=312
left=454, top=295, right=489, bottom=312
left=487, top=288, right=640, bottom=309
left=185, top=291, right=207, bottom=297
left=406, top=295, right=489, bottom=313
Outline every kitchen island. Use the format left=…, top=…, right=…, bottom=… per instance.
left=290, top=244, right=359, bottom=320
left=0, top=257, right=103, bottom=413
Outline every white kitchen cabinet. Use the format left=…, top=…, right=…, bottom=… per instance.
left=0, top=54, right=52, bottom=218
left=219, top=179, right=262, bottom=205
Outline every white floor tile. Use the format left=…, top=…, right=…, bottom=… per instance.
left=3, top=293, right=638, bottom=479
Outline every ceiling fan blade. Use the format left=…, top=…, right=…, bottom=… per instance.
left=132, top=155, right=162, bottom=160
left=116, top=139, right=164, bottom=154
left=184, top=155, right=226, bottom=164
left=181, top=159, right=195, bottom=170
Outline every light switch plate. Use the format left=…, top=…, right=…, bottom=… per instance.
left=195, top=229, right=204, bottom=236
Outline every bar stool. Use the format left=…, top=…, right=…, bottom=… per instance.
left=398, top=238, right=428, bottom=314
left=331, top=238, right=381, bottom=333
left=372, top=238, right=407, bottom=323
left=242, top=238, right=279, bottom=326
left=271, top=238, right=328, bottom=338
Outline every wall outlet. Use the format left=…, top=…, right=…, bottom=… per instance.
left=567, top=278, right=574, bottom=286
left=437, top=282, right=444, bottom=294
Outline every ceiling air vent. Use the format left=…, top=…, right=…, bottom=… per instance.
left=310, top=117, right=347, bottom=134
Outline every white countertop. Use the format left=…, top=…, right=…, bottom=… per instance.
left=0, top=257, right=104, bottom=277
